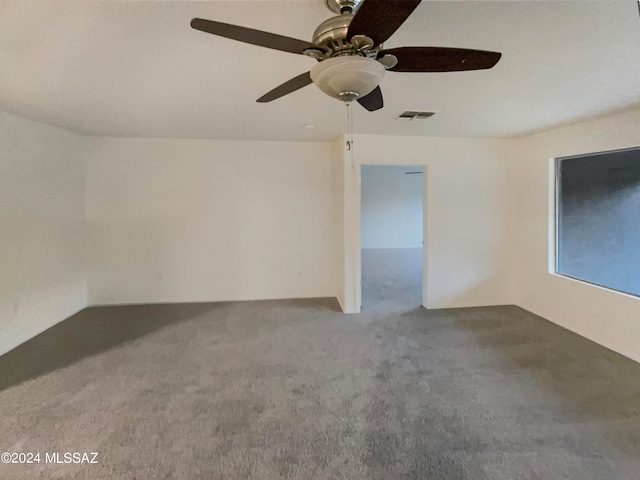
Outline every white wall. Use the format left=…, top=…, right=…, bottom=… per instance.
left=361, top=165, right=423, bottom=249
left=0, top=113, right=87, bottom=355
left=512, top=108, right=640, bottom=363
left=342, top=134, right=516, bottom=313
left=4, top=104, right=639, bottom=369
left=332, top=139, right=345, bottom=310
left=85, top=137, right=342, bottom=306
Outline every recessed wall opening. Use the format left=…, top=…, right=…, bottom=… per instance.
left=360, top=165, right=424, bottom=310
left=555, top=146, right=640, bottom=297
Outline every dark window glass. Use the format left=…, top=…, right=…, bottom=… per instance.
left=556, top=147, right=640, bottom=297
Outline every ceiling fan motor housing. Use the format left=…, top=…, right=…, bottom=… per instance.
left=312, top=15, right=353, bottom=52
left=311, top=14, right=378, bottom=59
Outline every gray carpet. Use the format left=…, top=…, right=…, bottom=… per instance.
left=1, top=248, right=640, bottom=479
left=362, top=247, right=423, bottom=312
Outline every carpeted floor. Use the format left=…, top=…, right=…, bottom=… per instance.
left=1, top=248, right=640, bottom=479
left=362, top=247, right=423, bottom=312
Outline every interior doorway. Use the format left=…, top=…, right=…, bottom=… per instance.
left=360, top=164, right=424, bottom=311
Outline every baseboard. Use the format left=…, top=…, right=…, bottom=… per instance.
left=86, top=296, right=342, bottom=310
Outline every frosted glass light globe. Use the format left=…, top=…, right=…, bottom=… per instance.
left=310, top=56, right=385, bottom=102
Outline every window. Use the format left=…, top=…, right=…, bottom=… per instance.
left=555, top=147, right=640, bottom=297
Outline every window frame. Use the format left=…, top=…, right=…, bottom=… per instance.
left=553, top=146, right=640, bottom=299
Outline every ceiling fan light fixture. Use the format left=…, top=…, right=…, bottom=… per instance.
left=310, top=56, right=385, bottom=102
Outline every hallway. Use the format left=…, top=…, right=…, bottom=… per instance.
left=361, top=247, right=423, bottom=311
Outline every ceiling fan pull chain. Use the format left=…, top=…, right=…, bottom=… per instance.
left=346, top=101, right=355, bottom=169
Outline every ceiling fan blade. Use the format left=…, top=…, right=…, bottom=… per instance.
left=191, top=18, right=318, bottom=55
left=357, top=86, right=383, bottom=111
left=347, top=0, right=421, bottom=46
left=380, top=47, right=502, bottom=72
left=256, top=72, right=313, bottom=103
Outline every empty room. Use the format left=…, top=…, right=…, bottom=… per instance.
left=1, top=1, right=640, bottom=479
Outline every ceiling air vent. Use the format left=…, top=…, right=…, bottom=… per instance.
left=397, top=111, right=436, bottom=120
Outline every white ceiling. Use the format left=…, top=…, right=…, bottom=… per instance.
left=1, top=0, right=640, bottom=141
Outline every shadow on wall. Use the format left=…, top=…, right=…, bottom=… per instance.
left=0, top=303, right=221, bottom=392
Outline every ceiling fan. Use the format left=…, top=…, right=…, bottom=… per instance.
left=191, top=0, right=502, bottom=112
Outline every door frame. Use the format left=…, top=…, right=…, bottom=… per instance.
left=342, top=156, right=428, bottom=313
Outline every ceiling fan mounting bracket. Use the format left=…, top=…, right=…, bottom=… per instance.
left=378, top=54, right=398, bottom=70
left=303, top=48, right=327, bottom=60
left=350, top=35, right=374, bottom=52
left=324, top=0, right=365, bottom=15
